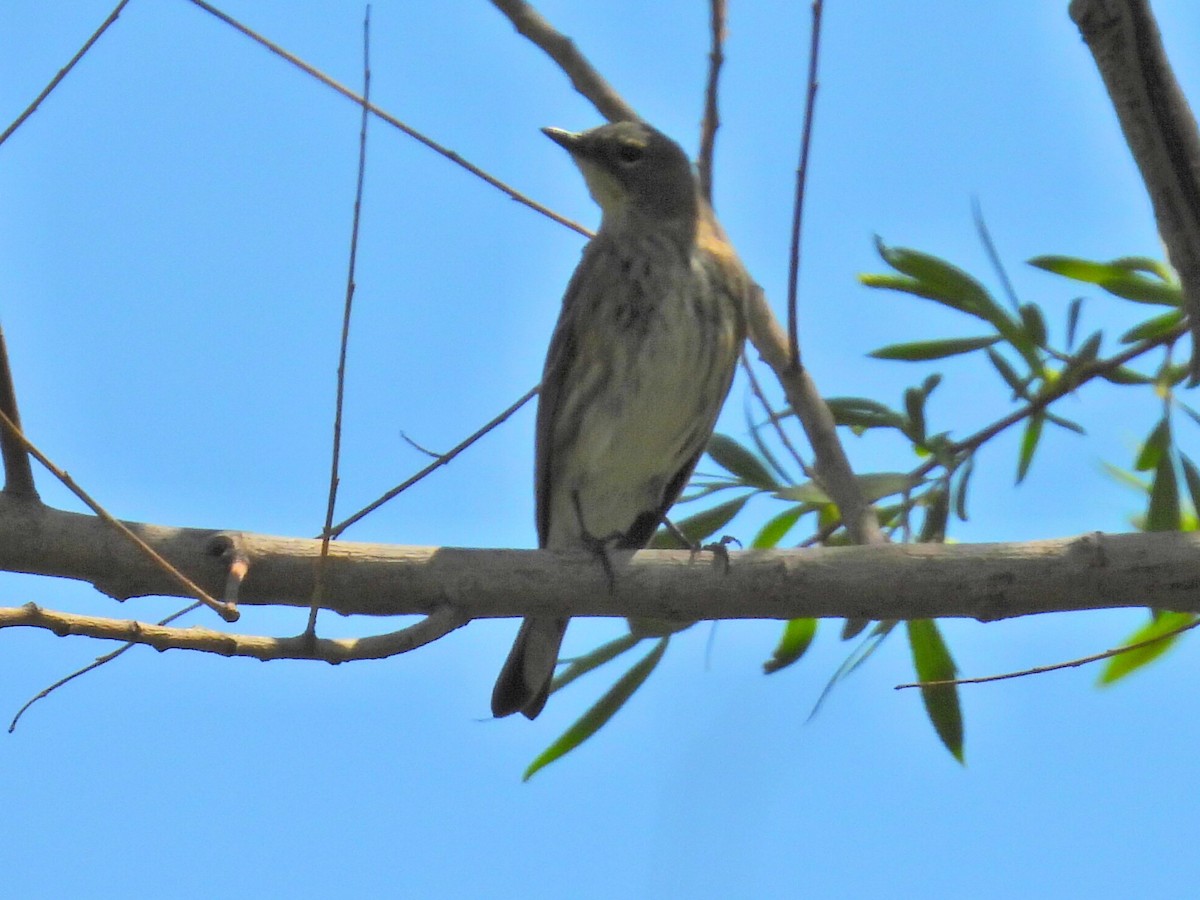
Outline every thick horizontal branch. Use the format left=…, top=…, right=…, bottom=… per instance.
left=2, top=495, right=1199, bottom=621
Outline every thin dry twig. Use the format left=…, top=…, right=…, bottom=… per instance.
left=0, top=0, right=132, bottom=148
left=895, top=613, right=1200, bottom=690
left=327, top=384, right=538, bottom=538
left=740, top=351, right=811, bottom=479
left=0, top=326, right=37, bottom=499
left=184, top=0, right=589, bottom=238
left=0, top=408, right=237, bottom=622
left=9, top=601, right=202, bottom=733
left=308, top=5, right=373, bottom=638
left=785, top=0, right=825, bottom=371
left=697, top=0, right=727, bottom=202
left=0, top=602, right=469, bottom=664
left=488, top=0, right=639, bottom=123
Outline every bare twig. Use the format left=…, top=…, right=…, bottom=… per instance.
left=9, top=601, right=202, bottom=733
left=0, top=0, right=131, bottom=148
left=785, top=0, right=825, bottom=372
left=895, top=612, right=1200, bottom=690
left=308, top=6, right=373, bottom=638
left=0, top=409, right=237, bottom=622
left=697, top=0, right=727, bottom=201
left=0, top=326, right=37, bottom=499
left=487, top=0, right=639, bottom=123
left=1070, top=0, right=1200, bottom=383
left=327, top=384, right=538, bottom=538
left=0, top=602, right=469, bottom=664
left=740, top=351, right=810, bottom=479
left=183, top=0, right=589, bottom=238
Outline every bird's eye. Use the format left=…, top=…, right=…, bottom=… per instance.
left=615, top=143, right=644, bottom=165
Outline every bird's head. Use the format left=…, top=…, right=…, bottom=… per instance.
left=542, top=121, right=697, bottom=231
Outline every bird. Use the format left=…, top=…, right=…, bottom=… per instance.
left=491, top=120, right=748, bottom=719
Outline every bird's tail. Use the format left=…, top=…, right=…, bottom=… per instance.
left=491, top=617, right=568, bottom=719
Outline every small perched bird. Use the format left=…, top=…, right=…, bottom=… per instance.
left=491, top=121, right=748, bottom=719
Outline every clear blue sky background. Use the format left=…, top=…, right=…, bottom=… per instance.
left=4, top=2, right=1200, bottom=897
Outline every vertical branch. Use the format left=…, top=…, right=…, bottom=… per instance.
left=697, top=0, right=727, bottom=202
left=785, top=0, right=826, bottom=371
left=0, top=327, right=37, bottom=499
left=307, top=6, right=372, bottom=637
left=1070, top=0, right=1200, bottom=383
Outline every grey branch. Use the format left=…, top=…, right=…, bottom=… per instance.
left=1070, top=0, right=1200, bottom=381
left=2, top=496, right=1199, bottom=625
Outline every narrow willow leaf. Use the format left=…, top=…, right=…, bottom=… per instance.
left=1066, top=297, right=1084, bottom=348
left=922, top=373, right=943, bottom=396
left=917, top=489, right=949, bottom=543
left=707, top=433, right=779, bottom=490
left=808, top=624, right=896, bottom=720
left=763, top=618, right=818, bottom=674
left=824, top=396, right=907, bottom=431
left=1099, top=276, right=1181, bottom=306
left=1101, top=461, right=1150, bottom=494
left=906, top=619, right=964, bottom=763
left=752, top=505, right=808, bottom=549
left=986, top=347, right=1027, bottom=397
left=1018, top=304, right=1047, bottom=347
left=1110, top=256, right=1175, bottom=281
left=1180, top=402, right=1200, bottom=431
left=1030, top=255, right=1181, bottom=306
left=873, top=238, right=996, bottom=318
left=551, top=633, right=642, bottom=693
left=1120, top=309, right=1185, bottom=344
left=649, top=495, right=749, bottom=548
left=1073, top=331, right=1103, bottom=368
left=745, top=412, right=791, bottom=484
left=1045, top=411, right=1085, bottom=435
left=1016, top=413, right=1044, bottom=483
left=1135, top=418, right=1169, bottom=472
left=869, top=335, right=1001, bottom=361
left=953, top=455, right=975, bottom=521
left=524, top=637, right=669, bottom=781
left=1099, top=611, right=1197, bottom=685
left=1100, top=366, right=1154, bottom=386
left=1181, top=455, right=1200, bottom=518
left=904, top=387, right=926, bottom=444
left=1146, top=450, right=1181, bottom=532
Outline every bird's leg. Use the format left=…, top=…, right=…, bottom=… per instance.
left=570, top=490, right=622, bottom=593
left=663, top=515, right=739, bottom=575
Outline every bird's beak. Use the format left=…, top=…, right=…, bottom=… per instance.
left=541, top=127, right=583, bottom=155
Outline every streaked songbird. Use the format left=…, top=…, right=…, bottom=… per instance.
left=491, top=121, right=748, bottom=719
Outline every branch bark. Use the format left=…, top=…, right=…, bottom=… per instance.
left=1070, top=0, right=1200, bottom=380
left=3, top=496, right=1198, bottom=623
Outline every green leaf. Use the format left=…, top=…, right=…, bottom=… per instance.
left=903, top=387, right=926, bottom=444
left=1066, top=297, right=1084, bottom=348
left=808, top=623, right=896, bottom=720
left=776, top=472, right=922, bottom=505
left=1029, top=255, right=1182, bottom=306
left=872, top=239, right=999, bottom=319
left=551, top=633, right=642, bottom=693
left=1101, top=461, right=1150, bottom=494
left=953, top=455, right=975, bottom=521
left=1120, top=309, right=1185, bottom=344
left=649, top=495, right=749, bottom=548
left=1182, top=455, right=1200, bottom=516
left=906, top=619, right=964, bottom=763
left=1099, top=611, right=1197, bottom=685
left=1099, top=366, right=1154, bottom=386
left=824, top=396, right=906, bottom=431
left=1110, top=256, right=1175, bottom=281
left=868, top=335, right=1001, bottom=361
left=1018, top=304, right=1047, bottom=347
left=706, top=434, right=779, bottom=490
left=763, top=618, right=818, bottom=674
left=752, top=505, right=808, bottom=549
left=1016, top=413, right=1044, bottom=484
left=524, top=637, right=668, bottom=781
left=985, top=347, right=1028, bottom=398
left=1135, top=418, right=1169, bottom=472
left=1146, top=448, right=1181, bottom=532
left=1073, top=331, right=1103, bottom=368
left=1045, top=411, right=1085, bottom=435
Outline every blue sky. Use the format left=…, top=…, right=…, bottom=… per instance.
left=4, top=2, right=1200, bottom=896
